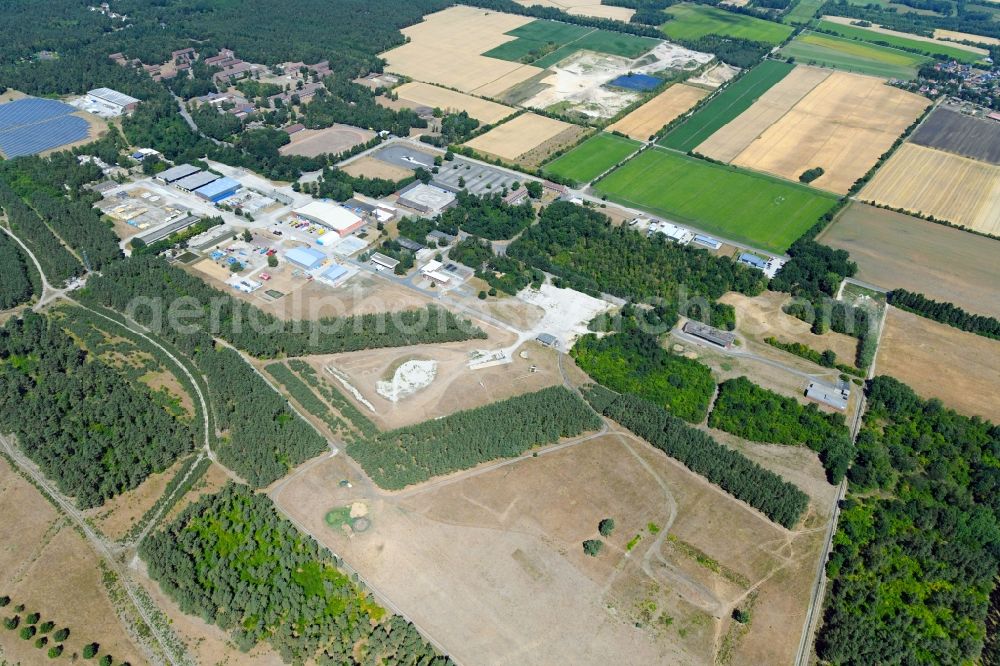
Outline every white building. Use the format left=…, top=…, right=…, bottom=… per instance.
left=420, top=259, right=451, bottom=284
left=85, top=87, right=140, bottom=115
left=650, top=221, right=693, bottom=244
left=293, top=201, right=365, bottom=237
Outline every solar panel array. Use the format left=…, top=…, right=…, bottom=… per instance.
left=0, top=97, right=92, bottom=158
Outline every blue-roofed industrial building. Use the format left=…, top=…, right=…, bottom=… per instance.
left=738, top=252, right=768, bottom=270
left=285, top=247, right=326, bottom=270
left=321, top=264, right=348, bottom=283
left=194, top=176, right=241, bottom=202
left=0, top=97, right=92, bottom=158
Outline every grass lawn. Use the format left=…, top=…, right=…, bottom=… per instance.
left=660, top=59, right=793, bottom=152
left=660, top=4, right=794, bottom=44
left=593, top=148, right=838, bottom=252
left=484, top=19, right=659, bottom=65
left=816, top=20, right=985, bottom=63
left=779, top=32, right=929, bottom=79
left=543, top=132, right=641, bottom=184
left=784, top=0, right=825, bottom=24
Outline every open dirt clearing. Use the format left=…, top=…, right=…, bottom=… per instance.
left=273, top=429, right=833, bottom=666
left=697, top=65, right=830, bottom=163
left=860, top=143, right=1000, bottom=235
left=464, top=112, right=580, bottom=162
left=295, top=330, right=566, bottom=431
left=608, top=83, right=708, bottom=140
left=725, top=71, right=928, bottom=193
left=687, top=62, right=739, bottom=89
left=514, top=0, right=637, bottom=21
left=341, top=156, right=414, bottom=181
left=818, top=202, right=1000, bottom=318
left=0, top=458, right=144, bottom=665
left=278, top=124, right=375, bottom=157
left=393, top=81, right=516, bottom=124
left=382, top=6, right=543, bottom=97
left=877, top=307, right=1000, bottom=421
left=719, top=290, right=860, bottom=361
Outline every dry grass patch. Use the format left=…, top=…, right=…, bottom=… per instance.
left=341, top=156, right=414, bottom=181
left=86, top=458, right=186, bottom=541
left=393, top=82, right=516, bottom=124
left=728, top=71, right=929, bottom=193
left=697, top=66, right=830, bottom=163
left=464, top=112, right=580, bottom=162
left=860, top=143, right=1000, bottom=235
left=818, top=202, right=1000, bottom=318
left=877, top=307, right=1000, bottom=421
left=934, top=29, right=1000, bottom=46
left=608, top=83, right=708, bottom=141
left=382, top=6, right=542, bottom=96
left=278, top=124, right=375, bottom=158
left=514, top=0, right=637, bottom=21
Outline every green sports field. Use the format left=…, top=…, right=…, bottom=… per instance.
left=660, top=60, right=794, bottom=152
left=815, top=20, right=985, bottom=63
left=660, top=4, right=794, bottom=45
left=542, top=133, right=641, bottom=185
left=779, top=32, right=929, bottom=79
left=483, top=19, right=660, bottom=66
left=593, top=148, right=838, bottom=252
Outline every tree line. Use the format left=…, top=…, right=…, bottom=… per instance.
left=817, top=376, right=1000, bottom=664
left=0, top=232, right=36, bottom=310
left=348, top=386, right=601, bottom=490
left=888, top=289, right=1000, bottom=340
left=708, top=377, right=853, bottom=483
left=0, top=312, right=194, bottom=508
left=584, top=386, right=809, bottom=529
left=141, top=484, right=451, bottom=664
left=0, top=180, right=82, bottom=285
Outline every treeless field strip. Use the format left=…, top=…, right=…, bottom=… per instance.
left=818, top=203, right=1000, bottom=318
left=730, top=71, right=929, bottom=193
left=823, top=16, right=990, bottom=56
left=697, top=66, right=830, bottom=163
left=514, top=0, right=637, bottom=21
left=934, top=29, right=1000, bottom=46
left=464, top=112, right=577, bottom=161
left=607, top=83, right=708, bottom=140
left=878, top=307, right=1000, bottom=422
left=860, top=143, right=1000, bottom=235
left=392, top=82, right=515, bottom=124
left=381, top=6, right=542, bottom=96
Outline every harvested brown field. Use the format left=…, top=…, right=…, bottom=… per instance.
left=934, top=29, right=1000, bottom=46
left=392, top=81, right=516, bottom=124
left=728, top=71, right=929, bottom=193
left=272, top=425, right=835, bottom=666
left=877, top=306, right=1000, bottom=421
left=464, top=112, right=583, bottom=165
left=818, top=202, right=1000, bottom=318
left=0, top=458, right=144, bottom=665
left=278, top=124, right=375, bottom=157
left=860, top=143, right=1000, bottom=235
left=514, top=0, right=637, bottom=21
left=382, top=6, right=542, bottom=97
left=719, top=290, right=860, bottom=361
left=909, top=106, right=1000, bottom=165
left=697, top=66, right=830, bottom=163
left=608, top=83, right=708, bottom=140
left=341, top=156, right=414, bottom=181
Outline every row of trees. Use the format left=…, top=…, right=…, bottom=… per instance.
left=817, top=376, right=1000, bottom=664
left=81, top=255, right=485, bottom=359
left=348, top=386, right=601, bottom=490
left=584, top=386, right=809, bottom=529
left=888, top=289, right=1000, bottom=340
left=287, top=360, right=378, bottom=441
left=0, top=180, right=82, bottom=285
left=0, top=231, right=36, bottom=310
left=509, top=201, right=766, bottom=304
left=141, top=484, right=451, bottom=664
left=708, top=377, right=853, bottom=483
left=0, top=312, right=194, bottom=507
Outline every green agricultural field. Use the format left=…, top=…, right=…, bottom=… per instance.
left=784, top=0, right=825, bottom=24
left=593, top=148, right=838, bottom=252
left=543, top=133, right=641, bottom=185
left=660, top=4, right=794, bottom=44
left=816, top=20, right=985, bottom=63
left=661, top=59, right=793, bottom=152
left=779, top=32, right=929, bottom=79
left=484, top=19, right=659, bottom=66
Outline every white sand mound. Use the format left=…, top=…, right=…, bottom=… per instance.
left=376, top=359, right=438, bottom=402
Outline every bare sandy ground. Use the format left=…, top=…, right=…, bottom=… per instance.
left=609, top=83, right=708, bottom=141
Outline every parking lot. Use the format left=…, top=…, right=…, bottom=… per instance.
left=434, top=157, right=523, bottom=195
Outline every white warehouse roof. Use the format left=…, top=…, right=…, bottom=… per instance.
left=87, top=87, right=140, bottom=107
left=294, top=201, right=362, bottom=232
